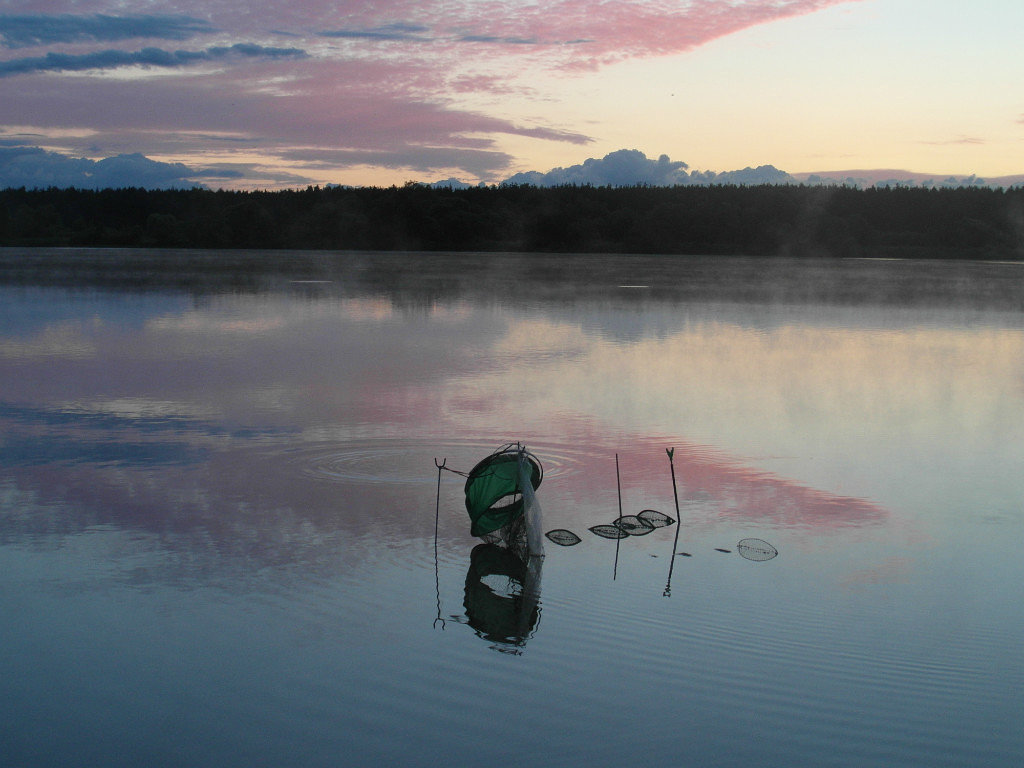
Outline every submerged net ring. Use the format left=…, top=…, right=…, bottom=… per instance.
left=612, top=515, right=655, bottom=536
left=589, top=524, right=629, bottom=540
left=737, top=538, right=779, bottom=562
left=637, top=509, right=675, bottom=528
left=545, top=529, right=582, bottom=546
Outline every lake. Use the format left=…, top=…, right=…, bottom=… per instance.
left=2, top=249, right=1023, bottom=767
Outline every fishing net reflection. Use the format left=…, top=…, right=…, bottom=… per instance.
left=458, top=543, right=542, bottom=655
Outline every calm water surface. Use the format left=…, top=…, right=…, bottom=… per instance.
left=2, top=250, right=1024, bottom=767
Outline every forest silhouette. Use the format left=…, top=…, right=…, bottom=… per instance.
left=2, top=183, right=1022, bottom=258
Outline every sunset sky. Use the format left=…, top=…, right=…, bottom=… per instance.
left=1, top=0, right=1022, bottom=189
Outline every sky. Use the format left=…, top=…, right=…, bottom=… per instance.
left=1, top=0, right=1023, bottom=190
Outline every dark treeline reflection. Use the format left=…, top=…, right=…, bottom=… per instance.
left=4, top=249, right=1024, bottom=312
left=2, top=183, right=1022, bottom=258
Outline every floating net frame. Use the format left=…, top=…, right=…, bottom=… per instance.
left=545, top=529, right=582, bottom=547
left=737, top=538, right=779, bottom=562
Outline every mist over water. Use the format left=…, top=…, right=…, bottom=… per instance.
left=2, top=251, right=1024, bottom=767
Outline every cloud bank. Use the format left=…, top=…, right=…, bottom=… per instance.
left=0, top=43, right=308, bottom=77
left=4, top=145, right=1012, bottom=191
left=0, top=1, right=868, bottom=186
left=0, top=145, right=216, bottom=189
left=320, top=23, right=432, bottom=42
left=0, top=14, right=214, bottom=48
left=499, top=151, right=1018, bottom=189
left=501, top=149, right=796, bottom=187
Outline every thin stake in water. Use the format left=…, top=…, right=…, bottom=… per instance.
left=613, top=453, right=623, bottom=580
left=433, top=457, right=447, bottom=629
left=664, top=447, right=683, bottom=597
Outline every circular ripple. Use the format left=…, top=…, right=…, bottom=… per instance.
left=291, top=442, right=442, bottom=485
left=284, top=438, right=604, bottom=486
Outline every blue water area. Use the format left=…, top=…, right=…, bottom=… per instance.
left=2, top=251, right=1024, bottom=767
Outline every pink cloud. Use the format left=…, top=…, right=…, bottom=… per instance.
left=0, top=1, right=864, bottom=183
left=3, top=2, right=865, bottom=79
left=0, top=59, right=588, bottom=151
left=304, top=0, right=861, bottom=67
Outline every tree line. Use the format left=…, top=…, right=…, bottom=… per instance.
left=1, top=183, right=1022, bottom=258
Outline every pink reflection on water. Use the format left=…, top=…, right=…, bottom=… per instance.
left=533, top=432, right=887, bottom=534
left=674, top=446, right=886, bottom=530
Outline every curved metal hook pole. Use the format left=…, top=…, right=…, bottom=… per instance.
left=434, top=457, right=469, bottom=478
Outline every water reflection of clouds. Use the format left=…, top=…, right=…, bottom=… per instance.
left=525, top=439, right=887, bottom=539
left=0, top=400, right=292, bottom=471
left=147, top=314, right=290, bottom=334
left=0, top=478, right=355, bottom=592
left=666, top=443, right=887, bottom=531
left=145, top=295, right=406, bottom=333
left=3, top=268, right=1022, bottom=590
left=0, top=449, right=386, bottom=588
left=142, top=295, right=468, bottom=335
left=466, top=314, right=1024, bottom=514
left=0, top=320, right=99, bottom=359
left=492, top=317, right=592, bottom=358
left=81, top=397, right=220, bottom=422
left=1, top=292, right=505, bottom=435
left=2, top=432, right=207, bottom=468
left=0, top=401, right=282, bottom=440
left=339, top=296, right=395, bottom=321
left=0, top=286, right=190, bottom=339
